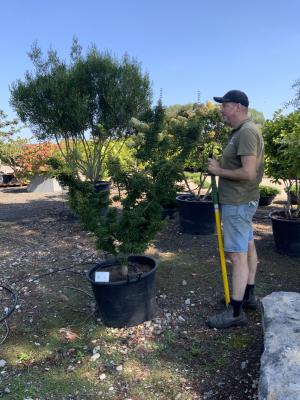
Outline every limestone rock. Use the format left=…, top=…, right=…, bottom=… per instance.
left=259, top=291, right=300, bottom=400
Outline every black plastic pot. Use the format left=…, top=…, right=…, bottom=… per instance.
left=87, top=255, right=158, bottom=328
left=270, top=211, right=300, bottom=257
left=259, top=195, right=275, bottom=207
left=176, top=194, right=215, bottom=235
left=291, top=194, right=298, bottom=205
left=94, top=181, right=111, bottom=216
left=94, top=180, right=111, bottom=193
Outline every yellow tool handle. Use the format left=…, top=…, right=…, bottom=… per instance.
left=214, top=204, right=230, bottom=305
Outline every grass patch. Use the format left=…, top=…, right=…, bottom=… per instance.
left=184, top=172, right=210, bottom=187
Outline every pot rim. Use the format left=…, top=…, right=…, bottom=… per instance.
left=269, top=210, right=300, bottom=223
left=94, top=180, right=112, bottom=185
left=86, top=255, right=158, bottom=286
left=176, top=194, right=212, bottom=203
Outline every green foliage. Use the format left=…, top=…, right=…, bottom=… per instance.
left=287, top=79, right=300, bottom=110
left=165, top=102, right=229, bottom=198
left=10, top=38, right=151, bottom=183
left=17, top=352, right=32, bottom=363
left=48, top=157, right=110, bottom=232
left=259, top=185, right=280, bottom=197
left=290, top=185, right=298, bottom=195
left=51, top=103, right=180, bottom=260
left=0, top=110, right=20, bottom=139
left=263, top=110, right=300, bottom=217
left=184, top=171, right=210, bottom=187
left=0, top=110, right=28, bottom=180
left=248, top=108, right=265, bottom=126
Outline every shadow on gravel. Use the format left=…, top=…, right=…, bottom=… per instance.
left=1, top=187, right=29, bottom=194
left=0, top=195, right=69, bottom=223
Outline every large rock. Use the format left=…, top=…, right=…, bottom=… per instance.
left=27, top=174, right=63, bottom=193
left=259, top=292, right=300, bottom=400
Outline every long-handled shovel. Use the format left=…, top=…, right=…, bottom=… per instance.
left=210, top=172, right=230, bottom=306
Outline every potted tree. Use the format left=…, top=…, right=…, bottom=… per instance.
left=10, top=40, right=166, bottom=327
left=258, top=185, right=280, bottom=206
left=10, top=38, right=152, bottom=195
left=52, top=102, right=179, bottom=327
left=285, top=185, right=298, bottom=205
left=263, top=110, right=300, bottom=256
left=167, top=103, right=229, bottom=234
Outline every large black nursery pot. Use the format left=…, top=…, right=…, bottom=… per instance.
left=94, top=181, right=111, bottom=216
left=270, top=211, right=300, bottom=257
left=87, top=255, right=158, bottom=328
left=259, top=195, right=276, bottom=207
left=176, top=194, right=215, bottom=235
left=94, top=180, right=111, bottom=193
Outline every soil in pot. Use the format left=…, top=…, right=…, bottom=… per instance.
left=100, top=260, right=153, bottom=282
left=270, top=211, right=300, bottom=257
left=87, top=255, right=158, bottom=328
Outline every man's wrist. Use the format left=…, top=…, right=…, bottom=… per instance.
left=216, top=167, right=224, bottom=177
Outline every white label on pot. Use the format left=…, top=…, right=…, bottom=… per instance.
left=95, top=271, right=110, bottom=282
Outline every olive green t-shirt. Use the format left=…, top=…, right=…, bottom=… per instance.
left=218, top=119, right=264, bottom=204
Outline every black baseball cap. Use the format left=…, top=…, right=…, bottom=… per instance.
left=213, top=90, right=249, bottom=108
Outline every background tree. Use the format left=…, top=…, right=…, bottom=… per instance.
left=163, top=102, right=229, bottom=198
left=10, top=38, right=152, bottom=183
left=263, top=110, right=300, bottom=217
left=0, top=110, right=27, bottom=180
left=286, top=79, right=300, bottom=110
left=0, top=110, right=19, bottom=140
left=15, top=142, right=59, bottom=182
left=248, top=108, right=265, bottom=126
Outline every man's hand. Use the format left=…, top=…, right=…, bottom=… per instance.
left=208, top=155, right=257, bottom=181
left=208, top=158, right=221, bottom=176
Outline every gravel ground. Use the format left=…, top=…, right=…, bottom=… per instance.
left=0, top=184, right=299, bottom=400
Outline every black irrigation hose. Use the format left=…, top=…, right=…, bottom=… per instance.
left=0, top=256, right=100, bottom=324
left=0, top=285, right=18, bottom=323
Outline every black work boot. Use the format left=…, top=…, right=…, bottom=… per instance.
left=206, top=304, right=247, bottom=329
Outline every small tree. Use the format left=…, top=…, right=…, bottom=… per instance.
left=0, top=110, right=19, bottom=140
left=164, top=102, right=229, bottom=199
left=52, top=103, right=180, bottom=275
left=263, top=110, right=300, bottom=218
left=0, top=110, right=27, bottom=180
left=15, top=142, right=59, bottom=181
left=10, top=38, right=152, bottom=184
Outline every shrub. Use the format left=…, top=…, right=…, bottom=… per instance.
left=263, top=110, right=300, bottom=218
left=16, top=142, right=59, bottom=181
left=259, top=185, right=280, bottom=197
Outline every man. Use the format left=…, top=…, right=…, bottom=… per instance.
left=206, top=90, right=264, bottom=329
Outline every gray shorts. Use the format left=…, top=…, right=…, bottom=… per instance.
left=221, top=201, right=258, bottom=253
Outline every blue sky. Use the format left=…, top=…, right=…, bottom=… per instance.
left=1, top=0, right=299, bottom=138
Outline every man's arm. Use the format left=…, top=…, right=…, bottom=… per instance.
left=207, top=155, right=257, bottom=181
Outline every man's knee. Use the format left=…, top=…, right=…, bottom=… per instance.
left=248, top=240, right=257, bottom=257
left=226, top=252, right=247, bottom=265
